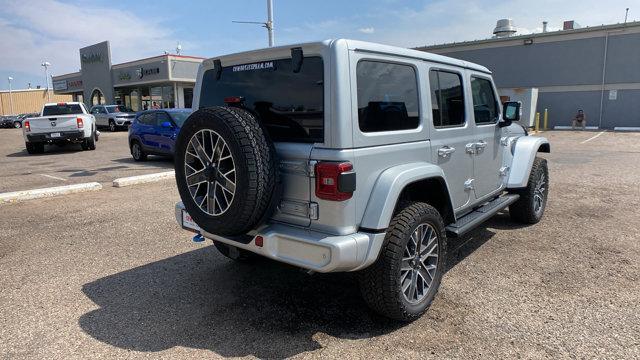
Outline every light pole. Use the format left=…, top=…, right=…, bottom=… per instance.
left=7, top=77, right=14, bottom=115
left=41, top=61, right=51, bottom=102
left=232, top=0, right=275, bottom=47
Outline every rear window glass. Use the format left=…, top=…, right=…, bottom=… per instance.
left=199, top=57, right=324, bottom=143
left=43, top=104, right=83, bottom=116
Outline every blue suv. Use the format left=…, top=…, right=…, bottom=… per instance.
left=128, top=109, right=192, bottom=161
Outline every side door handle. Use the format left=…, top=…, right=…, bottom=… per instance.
left=437, top=146, right=456, bottom=158
left=474, top=140, right=487, bottom=154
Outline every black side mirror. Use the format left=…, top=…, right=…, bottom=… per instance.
left=291, top=47, right=303, bottom=73
left=214, top=59, right=222, bottom=80
left=500, top=101, right=521, bottom=127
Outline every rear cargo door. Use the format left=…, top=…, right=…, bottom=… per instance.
left=198, top=55, right=326, bottom=227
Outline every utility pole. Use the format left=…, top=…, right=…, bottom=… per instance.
left=232, top=0, right=275, bottom=47
left=267, top=0, right=274, bottom=47
left=8, top=77, right=14, bottom=115
left=625, top=8, right=629, bottom=23
left=41, top=61, right=51, bottom=102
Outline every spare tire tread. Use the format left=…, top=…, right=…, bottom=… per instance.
left=175, top=106, right=278, bottom=236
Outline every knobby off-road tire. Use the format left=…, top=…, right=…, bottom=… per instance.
left=509, top=157, right=549, bottom=224
left=358, top=202, right=448, bottom=322
left=174, top=106, right=278, bottom=236
left=214, top=241, right=256, bottom=262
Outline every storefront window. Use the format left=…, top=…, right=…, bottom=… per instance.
left=130, top=90, right=139, bottom=111
left=162, top=86, right=175, bottom=108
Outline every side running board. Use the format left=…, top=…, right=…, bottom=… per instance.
left=446, top=194, right=520, bottom=237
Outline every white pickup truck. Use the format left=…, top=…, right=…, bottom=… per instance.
left=23, top=102, right=98, bottom=154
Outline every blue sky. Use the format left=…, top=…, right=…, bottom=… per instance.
left=0, top=0, right=636, bottom=90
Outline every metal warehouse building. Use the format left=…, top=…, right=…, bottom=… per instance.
left=416, top=21, right=640, bottom=130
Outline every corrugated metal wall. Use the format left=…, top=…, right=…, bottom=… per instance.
left=0, top=90, right=72, bottom=115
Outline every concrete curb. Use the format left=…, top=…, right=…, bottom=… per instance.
left=0, top=182, right=103, bottom=204
left=112, top=171, right=175, bottom=188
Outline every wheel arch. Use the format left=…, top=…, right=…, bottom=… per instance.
left=507, top=136, right=550, bottom=188
left=360, top=162, right=456, bottom=230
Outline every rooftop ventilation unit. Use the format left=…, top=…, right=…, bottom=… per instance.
left=493, top=19, right=517, bottom=37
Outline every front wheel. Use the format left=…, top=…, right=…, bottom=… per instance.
left=109, top=120, right=117, bottom=132
left=509, top=157, right=549, bottom=224
left=358, top=202, right=447, bottom=321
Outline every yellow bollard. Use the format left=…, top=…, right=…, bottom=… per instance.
left=543, top=108, right=548, bottom=130
left=535, top=112, right=540, bottom=133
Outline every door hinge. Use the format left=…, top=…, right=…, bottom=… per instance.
left=464, top=178, right=475, bottom=190
left=307, top=160, right=317, bottom=177
left=308, top=202, right=319, bottom=220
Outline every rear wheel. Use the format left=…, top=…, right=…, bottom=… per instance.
left=82, top=130, right=97, bottom=150
left=130, top=141, right=147, bottom=161
left=358, top=202, right=447, bottom=321
left=25, top=142, right=44, bottom=154
left=214, top=242, right=255, bottom=262
left=14, top=121, right=22, bottom=128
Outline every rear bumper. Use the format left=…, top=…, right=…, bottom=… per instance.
left=26, top=130, right=85, bottom=142
left=174, top=202, right=385, bottom=273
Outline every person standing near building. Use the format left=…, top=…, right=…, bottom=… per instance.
left=572, top=109, right=586, bottom=130
left=152, top=101, right=160, bottom=109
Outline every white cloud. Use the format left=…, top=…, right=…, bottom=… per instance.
left=0, top=0, right=180, bottom=80
left=358, top=27, right=375, bottom=34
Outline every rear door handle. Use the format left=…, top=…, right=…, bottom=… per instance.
left=475, top=140, right=487, bottom=149
left=438, top=146, right=456, bottom=158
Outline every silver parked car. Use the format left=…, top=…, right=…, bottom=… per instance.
left=89, top=105, right=136, bottom=132
left=172, top=39, right=550, bottom=321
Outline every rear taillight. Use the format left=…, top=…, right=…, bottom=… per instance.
left=76, top=117, right=84, bottom=129
left=315, top=162, right=356, bottom=201
left=24, top=121, right=30, bottom=132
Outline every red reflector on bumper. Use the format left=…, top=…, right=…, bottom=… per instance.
left=255, top=236, right=264, bottom=247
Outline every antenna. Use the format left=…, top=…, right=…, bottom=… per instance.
left=232, top=0, right=274, bottom=47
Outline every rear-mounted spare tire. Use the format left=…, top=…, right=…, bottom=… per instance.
left=174, top=106, right=279, bottom=236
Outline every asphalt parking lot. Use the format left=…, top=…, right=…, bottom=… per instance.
left=0, top=130, right=639, bottom=359
left=0, top=128, right=173, bottom=193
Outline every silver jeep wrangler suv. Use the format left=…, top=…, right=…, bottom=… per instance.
left=174, top=39, right=550, bottom=321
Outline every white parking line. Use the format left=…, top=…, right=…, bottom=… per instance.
left=580, top=131, right=607, bottom=144
left=39, top=174, right=67, bottom=181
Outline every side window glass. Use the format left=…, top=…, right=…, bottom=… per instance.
left=356, top=60, right=420, bottom=132
left=138, top=113, right=151, bottom=125
left=156, top=112, right=171, bottom=126
left=429, top=70, right=465, bottom=127
left=471, top=77, right=499, bottom=124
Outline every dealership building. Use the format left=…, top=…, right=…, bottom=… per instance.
left=52, top=41, right=203, bottom=111
left=416, top=20, right=640, bottom=129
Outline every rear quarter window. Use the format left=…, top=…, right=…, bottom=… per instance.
left=356, top=61, right=420, bottom=133
left=199, top=57, right=324, bottom=143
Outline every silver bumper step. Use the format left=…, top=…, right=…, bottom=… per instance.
left=446, top=194, right=520, bottom=237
